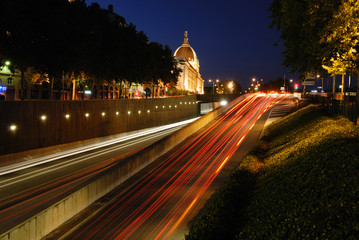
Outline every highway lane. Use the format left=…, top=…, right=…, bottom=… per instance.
left=0, top=118, right=197, bottom=234
left=60, top=94, right=288, bottom=240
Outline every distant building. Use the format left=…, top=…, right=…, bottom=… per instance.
left=174, top=31, right=204, bottom=94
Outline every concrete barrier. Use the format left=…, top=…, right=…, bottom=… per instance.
left=0, top=94, right=248, bottom=240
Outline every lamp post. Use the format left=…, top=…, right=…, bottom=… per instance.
left=209, top=79, right=214, bottom=94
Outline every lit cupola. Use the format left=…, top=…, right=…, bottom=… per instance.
left=174, top=31, right=200, bottom=72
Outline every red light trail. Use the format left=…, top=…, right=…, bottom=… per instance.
left=66, top=94, right=288, bottom=239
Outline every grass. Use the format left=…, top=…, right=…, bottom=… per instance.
left=186, top=105, right=359, bottom=240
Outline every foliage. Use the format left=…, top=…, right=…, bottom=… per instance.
left=186, top=105, right=359, bottom=239
left=269, top=0, right=343, bottom=78
left=260, top=77, right=292, bottom=92
left=0, top=0, right=179, bottom=95
left=321, top=0, right=359, bottom=76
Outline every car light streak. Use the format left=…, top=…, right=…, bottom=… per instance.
left=0, top=118, right=198, bottom=176
left=65, top=94, right=289, bottom=240
left=0, top=126, right=182, bottom=190
left=0, top=119, right=195, bottom=234
left=216, top=156, right=230, bottom=173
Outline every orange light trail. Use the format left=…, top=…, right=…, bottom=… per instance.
left=66, top=94, right=289, bottom=240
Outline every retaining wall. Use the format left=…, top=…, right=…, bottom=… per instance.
left=0, top=94, right=247, bottom=240
left=0, top=96, right=197, bottom=155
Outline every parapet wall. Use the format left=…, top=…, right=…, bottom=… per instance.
left=0, top=96, right=198, bottom=155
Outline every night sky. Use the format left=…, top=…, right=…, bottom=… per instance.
left=87, top=0, right=297, bottom=89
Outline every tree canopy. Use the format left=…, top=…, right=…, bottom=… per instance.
left=269, top=0, right=358, bottom=79
left=0, top=0, right=179, bottom=90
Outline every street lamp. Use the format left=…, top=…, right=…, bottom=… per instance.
left=209, top=79, right=215, bottom=94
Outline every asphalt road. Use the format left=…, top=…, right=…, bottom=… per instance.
left=0, top=119, right=197, bottom=234
left=56, top=94, right=289, bottom=240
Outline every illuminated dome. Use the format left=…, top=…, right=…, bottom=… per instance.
left=174, top=31, right=199, bottom=71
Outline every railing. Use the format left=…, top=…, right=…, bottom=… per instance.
left=308, top=92, right=358, bottom=124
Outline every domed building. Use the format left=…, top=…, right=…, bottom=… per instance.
left=174, top=31, right=204, bottom=94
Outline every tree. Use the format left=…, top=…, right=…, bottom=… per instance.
left=261, top=77, right=292, bottom=93
left=269, top=0, right=342, bottom=79
left=0, top=0, right=180, bottom=100
left=321, top=0, right=359, bottom=76
left=0, top=0, right=42, bottom=99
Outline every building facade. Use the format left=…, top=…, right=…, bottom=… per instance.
left=174, top=31, right=204, bottom=94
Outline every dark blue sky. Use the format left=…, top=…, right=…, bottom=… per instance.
left=88, top=0, right=297, bottom=89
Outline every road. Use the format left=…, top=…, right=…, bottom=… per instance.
left=57, top=94, right=289, bottom=240
left=0, top=118, right=197, bottom=234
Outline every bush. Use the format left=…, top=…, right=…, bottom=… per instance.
left=186, top=105, right=359, bottom=240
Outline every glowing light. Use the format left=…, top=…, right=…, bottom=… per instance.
left=156, top=106, right=158, bottom=109
left=220, top=100, right=228, bottom=106
left=128, top=111, right=131, bottom=115
left=9, top=125, right=17, bottom=131
left=147, top=110, right=150, bottom=113
left=138, top=110, right=141, bottom=114
left=5, top=61, right=10, bottom=66
left=237, top=136, right=245, bottom=146
left=216, top=156, right=230, bottom=173
left=84, top=90, right=92, bottom=95
left=40, top=115, right=47, bottom=121
left=65, top=114, right=70, bottom=119
left=0, top=117, right=199, bottom=176
left=102, top=112, right=105, bottom=116
left=116, top=112, right=119, bottom=116
left=85, top=113, right=89, bottom=117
